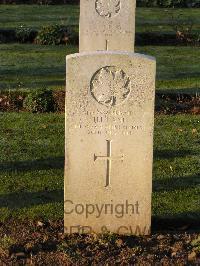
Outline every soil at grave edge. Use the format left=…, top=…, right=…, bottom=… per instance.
left=0, top=219, right=199, bottom=265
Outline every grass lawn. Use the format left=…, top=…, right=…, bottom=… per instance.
left=0, top=6, right=199, bottom=93
left=0, top=112, right=199, bottom=222
left=0, top=44, right=77, bottom=91
left=0, top=44, right=200, bottom=93
left=0, top=5, right=199, bottom=34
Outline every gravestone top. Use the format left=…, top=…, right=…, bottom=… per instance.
left=67, top=51, right=155, bottom=61
left=79, top=0, right=136, bottom=52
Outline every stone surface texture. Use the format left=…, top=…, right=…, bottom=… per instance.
left=64, top=51, right=156, bottom=235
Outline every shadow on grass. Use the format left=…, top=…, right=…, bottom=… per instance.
left=154, top=174, right=200, bottom=192
left=152, top=213, right=200, bottom=232
left=0, top=155, right=199, bottom=230
left=0, top=65, right=65, bottom=77
left=154, top=149, right=199, bottom=160
left=153, top=171, right=200, bottom=230
left=156, top=87, right=200, bottom=95
left=153, top=173, right=200, bottom=192
left=0, top=189, right=63, bottom=209
left=0, top=157, right=64, bottom=172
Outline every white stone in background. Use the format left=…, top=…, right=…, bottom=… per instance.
left=79, top=0, right=136, bottom=52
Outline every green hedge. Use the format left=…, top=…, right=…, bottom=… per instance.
left=0, top=25, right=78, bottom=45
left=0, top=89, right=65, bottom=113
left=35, top=25, right=78, bottom=45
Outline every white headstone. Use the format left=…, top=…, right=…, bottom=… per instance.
left=79, top=0, right=136, bottom=52
left=64, top=51, right=156, bottom=235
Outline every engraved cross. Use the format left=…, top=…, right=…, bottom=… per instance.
left=94, top=140, right=124, bottom=187
left=106, top=39, right=109, bottom=51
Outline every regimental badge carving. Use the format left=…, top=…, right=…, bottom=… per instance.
left=90, top=66, right=131, bottom=107
left=95, top=0, right=121, bottom=18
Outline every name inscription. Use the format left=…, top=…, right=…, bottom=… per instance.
left=72, top=111, right=143, bottom=136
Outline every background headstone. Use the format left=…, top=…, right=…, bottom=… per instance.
left=79, top=0, right=136, bottom=52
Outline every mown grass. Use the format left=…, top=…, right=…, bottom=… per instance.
left=0, top=4, right=79, bottom=30
left=0, top=5, right=200, bottom=34
left=136, top=8, right=200, bottom=34
left=0, top=44, right=76, bottom=91
left=0, top=113, right=199, bottom=222
left=0, top=44, right=200, bottom=93
left=0, top=6, right=199, bottom=93
left=0, top=113, right=64, bottom=220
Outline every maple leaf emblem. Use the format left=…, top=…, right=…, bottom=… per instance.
left=95, top=0, right=121, bottom=18
left=91, top=67, right=131, bottom=107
